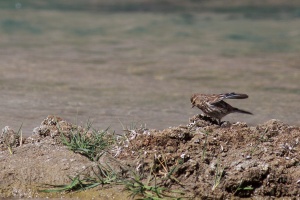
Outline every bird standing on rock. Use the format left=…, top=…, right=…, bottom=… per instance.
left=190, top=92, right=252, bottom=125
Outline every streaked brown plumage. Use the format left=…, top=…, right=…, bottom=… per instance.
left=190, top=92, right=252, bottom=124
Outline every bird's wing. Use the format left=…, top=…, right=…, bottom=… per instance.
left=210, top=92, right=248, bottom=104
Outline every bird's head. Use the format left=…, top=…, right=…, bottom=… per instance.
left=190, top=94, right=197, bottom=108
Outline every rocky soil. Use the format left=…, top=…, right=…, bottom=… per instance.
left=0, top=115, right=299, bottom=199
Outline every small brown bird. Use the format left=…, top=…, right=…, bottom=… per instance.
left=191, top=92, right=252, bottom=124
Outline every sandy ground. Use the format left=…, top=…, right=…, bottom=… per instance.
left=0, top=115, right=299, bottom=199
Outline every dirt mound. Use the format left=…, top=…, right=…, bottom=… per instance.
left=0, top=115, right=299, bottom=199
left=116, top=115, right=300, bottom=199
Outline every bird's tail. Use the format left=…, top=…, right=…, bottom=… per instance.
left=233, top=108, right=253, bottom=115
left=221, top=92, right=249, bottom=100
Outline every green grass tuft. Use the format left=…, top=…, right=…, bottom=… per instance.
left=123, top=177, right=183, bottom=200
left=60, top=121, right=113, bottom=161
left=40, top=175, right=101, bottom=193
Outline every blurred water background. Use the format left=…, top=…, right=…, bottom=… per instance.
left=0, top=0, right=299, bottom=135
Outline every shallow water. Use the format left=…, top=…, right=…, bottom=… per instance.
left=0, top=8, right=299, bottom=136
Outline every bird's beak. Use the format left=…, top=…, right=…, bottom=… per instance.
left=191, top=104, right=195, bottom=108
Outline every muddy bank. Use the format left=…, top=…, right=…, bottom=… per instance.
left=0, top=115, right=299, bottom=199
